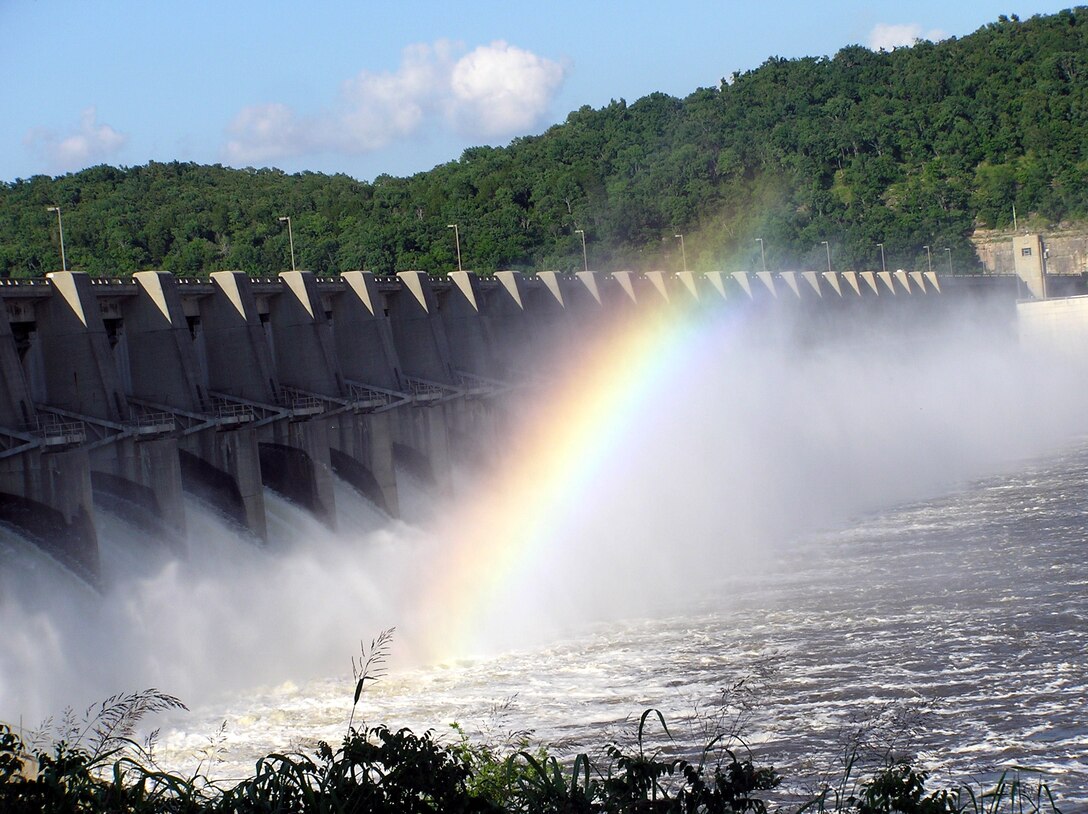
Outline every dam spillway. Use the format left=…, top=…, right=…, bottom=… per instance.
left=0, top=267, right=1016, bottom=583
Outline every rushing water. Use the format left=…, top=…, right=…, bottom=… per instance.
left=2, top=312, right=1088, bottom=806
left=149, top=442, right=1088, bottom=805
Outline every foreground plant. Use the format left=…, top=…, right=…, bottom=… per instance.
left=0, top=689, right=190, bottom=813
left=792, top=733, right=1067, bottom=814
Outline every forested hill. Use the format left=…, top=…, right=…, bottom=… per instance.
left=3, top=8, right=1087, bottom=278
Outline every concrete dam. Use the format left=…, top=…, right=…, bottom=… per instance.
left=0, top=266, right=1016, bottom=585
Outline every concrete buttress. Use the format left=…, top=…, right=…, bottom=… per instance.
left=38, top=272, right=128, bottom=422
left=483, top=271, right=534, bottom=380
left=200, top=270, right=337, bottom=530
left=37, top=272, right=187, bottom=559
left=439, top=271, right=503, bottom=465
left=327, top=271, right=405, bottom=516
left=203, top=271, right=279, bottom=404
left=386, top=271, right=456, bottom=488
left=127, top=271, right=264, bottom=541
left=0, top=288, right=99, bottom=582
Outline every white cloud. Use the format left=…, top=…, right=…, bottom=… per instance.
left=335, top=41, right=454, bottom=152
left=223, top=103, right=310, bottom=164
left=220, top=40, right=566, bottom=165
left=25, top=107, right=128, bottom=172
left=449, top=41, right=567, bottom=137
left=868, top=22, right=947, bottom=51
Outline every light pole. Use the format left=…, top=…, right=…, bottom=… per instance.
left=923, top=245, right=932, bottom=274
left=877, top=242, right=886, bottom=273
left=575, top=228, right=588, bottom=272
left=46, top=205, right=67, bottom=271
left=674, top=233, right=687, bottom=272
left=756, top=237, right=767, bottom=272
left=821, top=241, right=832, bottom=273
left=447, top=224, right=462, bottom=272
left=944, top=247, right=953, bottom=276
left=278, top=216, right=296, bottom=271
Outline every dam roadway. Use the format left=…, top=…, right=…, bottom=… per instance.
left=0, top=267, right=1028, bottom=584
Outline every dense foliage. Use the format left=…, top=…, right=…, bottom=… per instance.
left=0, top=714, right=1062, bottom=813
left=3, top=9, right=1087, bottom=278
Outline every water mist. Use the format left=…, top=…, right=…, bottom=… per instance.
left=2, top=297, right=1087, bottom=776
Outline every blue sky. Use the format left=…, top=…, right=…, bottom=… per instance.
left=0, top=1, right=1076, bottom=183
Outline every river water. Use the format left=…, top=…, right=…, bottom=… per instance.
left=2, top=312, right=1087, bottom=806
left=152, top=442, right=1088, bottom=806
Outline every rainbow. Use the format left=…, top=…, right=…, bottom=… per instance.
left=415, top=298, right=745, bottom=660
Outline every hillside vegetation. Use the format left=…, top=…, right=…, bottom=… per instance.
left=2, top=8, right=1087, bottom=278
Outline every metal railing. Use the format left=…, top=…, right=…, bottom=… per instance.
left=404, top=376, right=450, bottom=404
left=213, top=400, right=257, bottom=426
left=128, top=411, right=176, bottom=437
left=453, top=370, right=503, bottom=398
left=28, top=417, right=86, bottom=448
left=347, top=382, right=393, bottom=411
left=343, top=380, right=412, bottom=414
left=279, top=387, right=326, bottom=418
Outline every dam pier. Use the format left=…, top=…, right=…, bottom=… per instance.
left=0, top=266, right=1041, bottom=584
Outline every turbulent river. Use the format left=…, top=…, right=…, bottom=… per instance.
left=152, top=444, right=1088, bottom=805
left=2, top=311, right=1087, bottom=806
